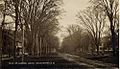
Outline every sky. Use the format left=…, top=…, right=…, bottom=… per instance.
left=56, top=0, right=90, bottom=44
left=59, top=0, right=90, bottom=27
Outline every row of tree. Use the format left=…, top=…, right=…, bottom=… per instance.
left=0, top=0, right=62, bottom=57
left=60, top=0, right=119, bottom=56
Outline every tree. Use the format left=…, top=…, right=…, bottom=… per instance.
left=0, top=0, right=6, bottom=62
left=20, top=0, right=62, bottom=55
left=77, top=7, right=106, bottom=54
left=2, top=0, right=62, bottom=58
left=0, top=0, right=4, bottom=47
left=91, top=0, right=119, bottom=55
left=61, top=24, right=93, bottom=55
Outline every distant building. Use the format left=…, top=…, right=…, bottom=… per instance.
left=97, top=36, right=112, bottom=52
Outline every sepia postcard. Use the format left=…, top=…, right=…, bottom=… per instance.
left=0, top=0, right=119, bottom=69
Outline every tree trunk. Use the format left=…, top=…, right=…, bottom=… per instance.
left=110, top=15, right=116, bottom=55
left=39, top=37, right=42, bottom=56
left=38, top=36, right=40, bottom=56
left=96, top=43, right=99, bottom=55
left=41, top=37, right=44, bottom=56
left=111, top=29, right=116, bottom=55
left=0, top=27, right=2, bottom=63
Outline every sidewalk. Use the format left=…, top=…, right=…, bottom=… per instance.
left=59, top=53, right=118, bottom=68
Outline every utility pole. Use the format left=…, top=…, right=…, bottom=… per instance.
left=13, top=0, right=19, bottom=63
left=22, top=24, right=24, bottom=62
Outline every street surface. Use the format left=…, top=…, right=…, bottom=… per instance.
left=1, top=52, right=115, bottom=69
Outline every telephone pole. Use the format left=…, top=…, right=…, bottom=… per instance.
left=22, top=24, right=24, bottom=62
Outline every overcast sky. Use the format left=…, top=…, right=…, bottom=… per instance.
left=59, top=0, right=90, bottom=27
left=56, top=0, right=90, bottom=43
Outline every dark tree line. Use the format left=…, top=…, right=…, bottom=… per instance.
left=0, top=0, right=62, bottom=58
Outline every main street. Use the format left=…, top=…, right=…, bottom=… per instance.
left=2, top=52, right=94, bottom=69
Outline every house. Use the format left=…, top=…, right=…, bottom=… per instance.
left=2, top=29, right=22, bottom=56
left=100, top=36, right=112, bottom=52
